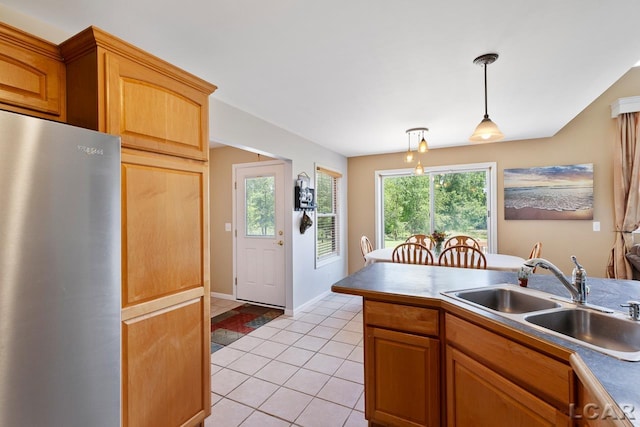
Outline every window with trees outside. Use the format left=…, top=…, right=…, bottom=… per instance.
left=376, top=162, right=497, bottom=252
left=316, top=166, right=342, bottom=265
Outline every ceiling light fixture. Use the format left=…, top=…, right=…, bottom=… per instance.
left=405, top=127, right=429, bottom=175
left=469, top=53, right=504, bottom=143
left=404, top=131, right=414, bottom=163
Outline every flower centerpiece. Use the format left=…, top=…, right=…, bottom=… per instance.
left=429, top=230, right=447, bottom=256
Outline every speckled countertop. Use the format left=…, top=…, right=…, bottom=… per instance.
left=331, top=262, right=640, bottom=425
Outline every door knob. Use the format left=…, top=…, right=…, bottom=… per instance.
left=277, top=240, right=284, bottom=246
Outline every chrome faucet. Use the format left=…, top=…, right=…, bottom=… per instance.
left=523, top=256, right=588, bottom=304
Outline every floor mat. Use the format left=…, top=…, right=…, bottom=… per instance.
left=211, top=303, right=284, bottom=353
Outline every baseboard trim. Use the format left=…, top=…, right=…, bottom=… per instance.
left=211, top=292, right=235, bottom=301
left=287, top=290, right=332, bottom=316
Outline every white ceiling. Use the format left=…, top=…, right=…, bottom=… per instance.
left=4, top=0, right=640, bottom=157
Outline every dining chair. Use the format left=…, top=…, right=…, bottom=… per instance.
left=528, top=241, right=543, bottom=272
left=438, top=245, right=487, bottom=269
left=443, top=235, right=481, bottom=251
left=360, top=235, right=373, bottom=260
left=528, top=241, right=542, bottom=259
left=392, top=242, right=434, bottom=265
left=405, top=234, right=433, bottom=249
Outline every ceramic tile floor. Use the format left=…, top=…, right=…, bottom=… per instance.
left=205, top=292, right=367, bottom=427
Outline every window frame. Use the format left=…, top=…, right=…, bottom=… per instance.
left=374, top=161, right=498, bottom=252
left=315, top=165, right=342, bottom=267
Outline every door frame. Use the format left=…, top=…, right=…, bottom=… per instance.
left=232, top=159, right=293, bottom=312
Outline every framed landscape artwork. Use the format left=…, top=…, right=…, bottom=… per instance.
left=504, top=163, right=594, bottom=220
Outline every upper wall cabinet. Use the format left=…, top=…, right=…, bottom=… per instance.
left=0, top=22, right=66, bottom=121
left=59, top=26, right=216, bottom=161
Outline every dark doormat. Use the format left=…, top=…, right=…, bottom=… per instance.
left=211, top=303, right=284, bottom=353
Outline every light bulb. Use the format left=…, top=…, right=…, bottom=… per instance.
left=415, top=161, right=424, bottom=175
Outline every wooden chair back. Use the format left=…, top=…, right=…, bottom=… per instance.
left=360, top=235, right=373, bottom=259
left=438, top=245, right=487, bottom=269
left=528, top=241, right=543, bottom=272
left=405, top=234, right=433, bottom=249
left=392, top=242, right=434, bottom=265
left=528, top=241, right=542, bottom=259
left=444, top=235, right=480, bottom=251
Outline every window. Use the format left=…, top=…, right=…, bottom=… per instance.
left=376, top=162, right=497, bottom=251
left=316, top=166, right=342, bottom=265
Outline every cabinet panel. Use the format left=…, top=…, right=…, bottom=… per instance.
left=123, top=297, right=206, bottom=427
left=0, top=22, right=65, bottom=120
left=446, top=313, right=572, bottom=410
left=122, top=151, right=205, bottom=306
left=446, top=346, right=569, bottom=427
left=365, top=326, right=440, bottom=427
left=106, top=53, right=207, bottom=159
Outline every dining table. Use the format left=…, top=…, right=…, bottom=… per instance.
left=364, top=246, right=526, bottom=271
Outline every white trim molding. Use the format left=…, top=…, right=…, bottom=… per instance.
left=611, top=96, right=640, bottom=117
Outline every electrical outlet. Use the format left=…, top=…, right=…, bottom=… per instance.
left=593, top=221, right=600, bottom=232
left=225, top=222, right=232, bottom=232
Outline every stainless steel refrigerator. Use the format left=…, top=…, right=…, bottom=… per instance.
left=0, top=110, right=121, bottom=426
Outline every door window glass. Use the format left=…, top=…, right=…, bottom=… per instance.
left=245, top=176, right=275, bottom=237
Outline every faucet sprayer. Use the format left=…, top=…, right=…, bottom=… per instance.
left=522, top=256, right=588, bottom=304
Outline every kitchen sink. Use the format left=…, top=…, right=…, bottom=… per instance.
left=443, top=284, right=640, bottom=361
left=525, top=309, right=640, bottom=357
left=448, top=286, right=561, bottom=314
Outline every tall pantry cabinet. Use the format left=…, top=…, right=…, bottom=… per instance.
left=59, top=27, right=216, bottom=427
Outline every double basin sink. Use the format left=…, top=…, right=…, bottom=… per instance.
left=443, top=285, right=640, bottom=361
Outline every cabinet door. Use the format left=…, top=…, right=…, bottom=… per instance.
left=121, top=151, right=207, bottom=306
left=365, top=326, right=440, bottom=427
left=123, top=297, right=206, bottom=427
left=121, top=149, right=210, bottom=427
left=446, top=346, right=570, bottom=427
left=105, top=52, right=210, bottom=160
left=0, top=23, right=65, bottom=120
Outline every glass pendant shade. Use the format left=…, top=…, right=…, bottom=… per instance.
left=405, top=149, right=414, bottom=163
left=418, top=137, right=428, bottom=153
left=469, top=115, right=504, bottom=143
left=414, top=160, right=424, bottom=175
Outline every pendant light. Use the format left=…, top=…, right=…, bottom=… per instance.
left=405, top=127, right=429, bottom=175
left=404, top=131, right=414, bottom=163
left=418, top=128, right=429, bottom=153
left=414, top=160, right=424, bottom=175
left=469, top=53, right=504, bottom=143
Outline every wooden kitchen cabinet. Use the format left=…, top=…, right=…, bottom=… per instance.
left=60, top=27, right=215, bottom=427
left=445, top=313, right=573, bottom=427
left=364, top=300, right=440, bottom=427
left=59, top=26, right=214, bottom=161
left=0, top=22, right=65, bottom=121
left=447, top=346, right=569, bottom=426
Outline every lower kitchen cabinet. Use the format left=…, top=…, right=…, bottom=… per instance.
left=445, top=313, right=573, bottom=427
left=366, top=326, right=440, bottom=427
left=446, top=345, right=570, bottom=426
left=364, top=300, right=440, bottom=427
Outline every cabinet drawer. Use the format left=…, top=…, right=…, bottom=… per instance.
left=446, top=313, right=573, bottom=410
left=365, top=300, right=439, bottom=336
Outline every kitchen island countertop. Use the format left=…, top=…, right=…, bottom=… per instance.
left=332, top=262, right=640, bottom=425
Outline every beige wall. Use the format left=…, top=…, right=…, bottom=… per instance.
left=209, top=146, right=273, bottom=295
left=348, top=67, right=640, bottom=277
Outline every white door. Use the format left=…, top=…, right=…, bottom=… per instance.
left=235, top=162, right=286, bottom=307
